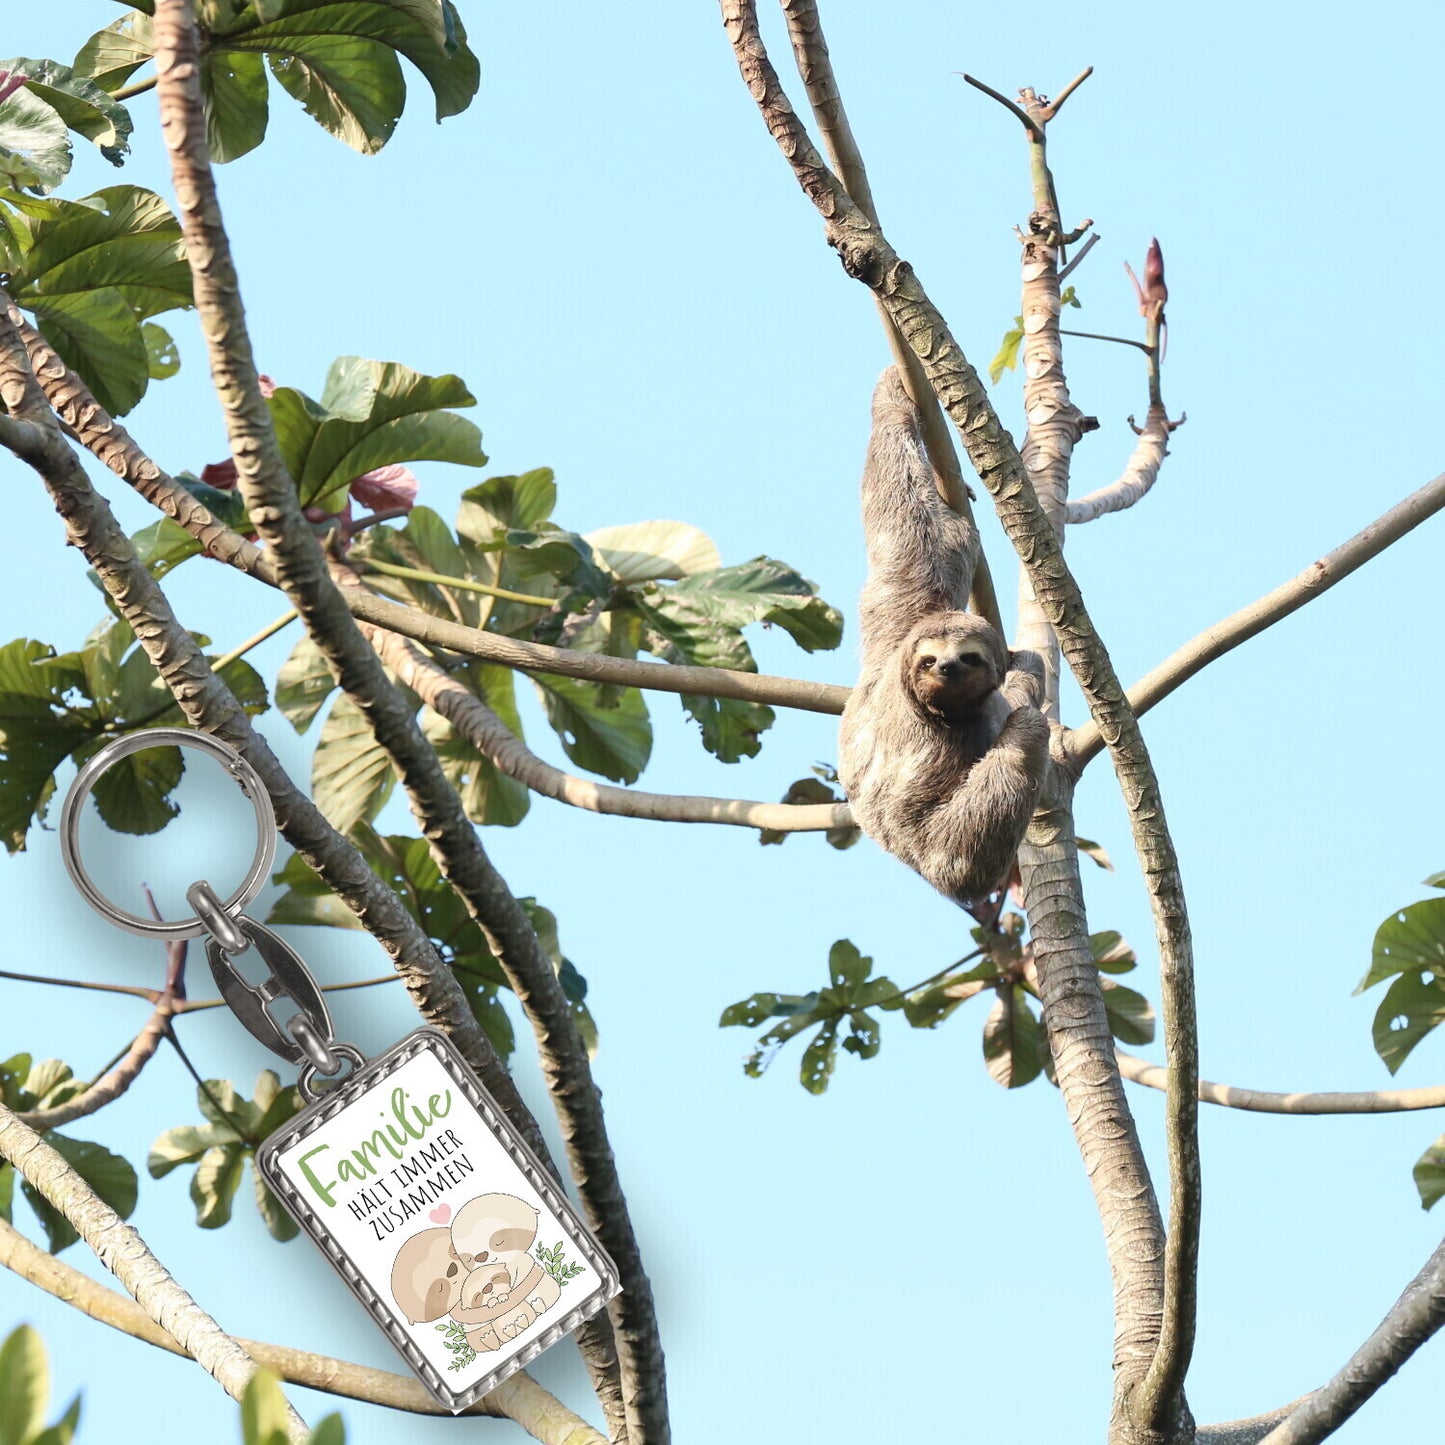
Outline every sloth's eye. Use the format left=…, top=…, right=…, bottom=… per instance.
left=961, top=654, right=982, bottom=667
left=919, top=656, right=935, bottom=670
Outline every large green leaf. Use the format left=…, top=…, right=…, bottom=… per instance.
left=0, top=1324, right=48, bottom=1445
left=269, top=357, right=486, bottom=511
left=275, top=634, right=336, bottom=733
left=0, top=639, right=93, bottom=853
left=0, top=86, right=70, bottom=194
left=1101, top=979, right=1155, bottom=1046
left=583, top=520, right=721, bottom=585
left=0, top=616, right=267, bottom=850
left=5, top=185, right=190, bottom=415
left=1358, top=895, right=1445, bottom=992
left=1372, top=970, right=1445, bottom=1075
left=456, top=469, right=557, bottom=545
left=645, top=559, right=843, bottom=654
left=982, top=985, right=1044, bottom=1089
left=73, top=13, right=155, bottom=94
left=531, top=673, right=651, bottom=784
left=77, top=2, right=478, bottom=162
left=4, top=58, right=132, bottom=165
left=21, top=1135, right=138, bottom=1254
left=311, top=693, right=395, bottom=833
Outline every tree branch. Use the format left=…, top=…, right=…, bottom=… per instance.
left=1068, top=471, right=1445, bottom=766
left=780, top=0, right=1003, bottom=635
left=1256, top=1237, right=1445, bottom=1445
left=0, top=300, right=540, bottom=1152
left=0, top=1110, right=308, bottom=1440
left=0, top=1218, right=607, bottom=1444
left=152, top=10, right=655, bottom=1433
left=366, top=623, right=850, bottom=831
left=15, top=1001, right=174, bottom=1131
left=1118, top=1052, right=1445, bottom=1114
left=12, top=305, right=847, bottom=720
left=720, top=8, right=1198, bottom=1432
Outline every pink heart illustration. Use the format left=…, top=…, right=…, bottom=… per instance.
left=429, top=1204, right=451, bottom=1224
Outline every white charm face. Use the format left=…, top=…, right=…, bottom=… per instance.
left=257, top=1028, right=619, bottom=1412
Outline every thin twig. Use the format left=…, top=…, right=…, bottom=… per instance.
left=1057, top=328, right=1154, bottom=353
left=959, top=73, right=1040, bottom=136
left=208, top=608, right=298, bottom=674
left=1042, top=65, right=1095, bottom=121
left=1055, top=231, right=1101, bottom=282
left=1068, top=472, right=1445, bottom=766
left=0, top=969, right=158, bottom=1000
left=360, top=556, right=559, bottom=608
left=112, top=74, right=157, bottom=102
left=1118, top=1052, right=1445, bottom=1114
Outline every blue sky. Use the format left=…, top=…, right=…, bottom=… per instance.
left=3, top=3, right=1444, bottom=1442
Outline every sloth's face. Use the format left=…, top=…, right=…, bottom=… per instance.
left=909, top=634, right=999, bottom=718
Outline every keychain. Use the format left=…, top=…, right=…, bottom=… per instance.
left=59, top=727, right=620, bottom=1413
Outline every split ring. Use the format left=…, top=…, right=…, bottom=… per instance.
left=59, top=729, right=276, bottom=942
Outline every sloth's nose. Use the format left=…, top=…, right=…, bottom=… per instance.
left=936, top=660, right=959, bottom=678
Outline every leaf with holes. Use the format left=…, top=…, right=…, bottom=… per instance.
left=1358, top=895, right=1445, bottom=993
left=531, top=673, right=651, bottom=785
left=1371, top=970, right=1445, bottom=1075
left=799, top=1020, right=839, bottom=1095
left=4, top=57, right=133, bottom=165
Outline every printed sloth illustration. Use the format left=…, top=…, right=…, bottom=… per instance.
left=839, top=367, right=1050, bottom=905
left=390, top=1191, right=565, bottom=1355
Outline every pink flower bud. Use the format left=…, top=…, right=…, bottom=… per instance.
left=1143, top=237, right=1167, bottom=308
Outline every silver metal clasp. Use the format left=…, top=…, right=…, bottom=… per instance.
left=60, top=727, right=366, bottom=1101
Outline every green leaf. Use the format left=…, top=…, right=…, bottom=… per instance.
left=128, top=518, right=200, bottom=582
left=241, top=1368, right=292, bottom=1445
left=142, top=320, right=178, bottom=379
left=191, top=1144, right=246, bottom=1228
left=275, top=635, right=336, bottom=734
left=7, top=185, right=191, bottom=415
left=266, top=852, right=365, bottom=932
left=532, top=673, right=651, bottom=784
left=74, top=14, right=155, bottom=94
left=757, top=775, right=859, bottom=849
left=0, top=639, right=94, bottom=853
left=827, top=939, right=871, bottom=997
left=266, top=38, right=405, bottom=156
left=1101, top=979, right=1155, bottom=1046
left=842, top=1010, right=881, bottom=1060
left=1060, top=284, right=1082, bottom=309
left=1090, top=930, right=1137, bottom=975
left=1076, top=836, right=1114, bottom=871
left=645, top=558, right=843, bottom=655
left=21, top=1135, right=138, bottom=1254
left=982, top=985, right=1044, bottom=1089
left=5, top=58, right=133, bottom=165
left=799, top=1021, right=839, bottom=1095
left=78, top=734, right=184, bottom=835
left=583, top=520, right=721, bottom=585
left=0, top=86, right=71, bottom=194
left=1372, top=970, right=1445, bottom=1075
left=901, top=959, right=999, bottom=1029
left=270, top=357, right=486, bottom=512
left=1424, top=871, right=1445, bottom=891
left=0, top=1164, right=14, bottom=1224
left=719, top=992, right=786, bottom=1028
left=202, top=47, right=271, bottom=162
left=1359, top=896, right=1445, bottom=993
left=989, top=318, right=1025, bottom=385
left=306, top=1415, right=346, bottom=1445
left=1414, top=1135, right=1445, bottom=1210
left=148, top=1122, right=242, bottom=1179
left=311, top=693, right=395, bottom=833
left=0, top=1324, right=47, bottom=1445
left=456, top=469, right=556, bottom=545
left=254, top=1167, right=299, bottom=1242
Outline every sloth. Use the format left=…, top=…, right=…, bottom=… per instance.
left=838, top=368, right=1049, bottom=906
left=390, top=1226, right=467, bottom=1324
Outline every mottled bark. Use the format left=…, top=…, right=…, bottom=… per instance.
left=0, top=1110, right=308, bottom=1440
left=0, top=1217, right=606, bottom=1443
left=720, top=9, right=1198, bottom=1436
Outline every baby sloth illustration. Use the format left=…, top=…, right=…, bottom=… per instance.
left=839, top=368, right=1050, bottom=905
left=390, top=1226, right=467, bottom=1325
left=451, top=1193, right=564, bottom=1350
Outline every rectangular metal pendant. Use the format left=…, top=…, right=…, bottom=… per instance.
left=256, top=1027, right=620, bottom=1413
